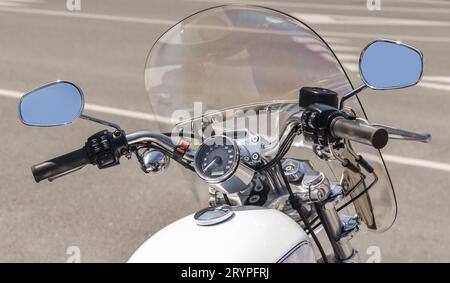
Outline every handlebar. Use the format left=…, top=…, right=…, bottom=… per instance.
left=126, top=130, right=194, bottom=162
left=31, top=147, right=90, bottom=183
left=369, top=122, right=431, bottom=143
left=330, top=117, right=389, bottom=149
left=30, top=130, right=194, bottom=183
left=29, top=111, right=392, bottom=183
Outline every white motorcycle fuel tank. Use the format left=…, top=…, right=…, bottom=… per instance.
left=128, top=206, right=315, bottom=263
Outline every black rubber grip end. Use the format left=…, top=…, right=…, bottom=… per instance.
left=32, top=162, right=55, bottom=183
left=371, top=128, right=388, bottom=149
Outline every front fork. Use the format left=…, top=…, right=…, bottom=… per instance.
left=301, top=170, right=360, bottom=262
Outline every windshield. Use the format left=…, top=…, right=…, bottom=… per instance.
left=145, top=5, right=397, bottom=232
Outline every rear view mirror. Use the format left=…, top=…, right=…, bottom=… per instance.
left=359, top=40, right=423, bottom=90
left=19, top=81, right=84, bottom=126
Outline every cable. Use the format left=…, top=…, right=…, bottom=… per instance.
left=309, top=173, right=378, bottom=232
left=256, top=126, right=298, bottom=171
left=277, top=161, right=329, bottom=263
left=337, top=173, right=378, bottom=212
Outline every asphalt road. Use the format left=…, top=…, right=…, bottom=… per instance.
left=0, top=0, right=449, bottom=262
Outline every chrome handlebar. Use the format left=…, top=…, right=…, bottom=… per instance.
left=126, top=130, right=194, bottom=162
left=125, top=115, right=431, bottom=171
left=356, top=118, right=431, bottom=143
left=370, top=123, right=431, bottom=143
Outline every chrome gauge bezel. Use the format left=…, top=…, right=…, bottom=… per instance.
left=194, top=135, right=240, bottom=184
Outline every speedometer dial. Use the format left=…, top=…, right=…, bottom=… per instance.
left=194, top=135, right=239, bottom=183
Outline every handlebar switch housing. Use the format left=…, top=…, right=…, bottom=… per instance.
left=301, top=103, right=346, bottom=146
left=85, top=130, right=128, bottom=169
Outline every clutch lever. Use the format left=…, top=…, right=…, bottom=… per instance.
left=356, top=118, right=431, bottom=143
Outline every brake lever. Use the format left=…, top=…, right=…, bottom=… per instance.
left=356, top=118, right=431, bottom=143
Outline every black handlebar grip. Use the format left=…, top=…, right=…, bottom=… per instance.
left=330, top=117, right=388, bottom=149
left=31, top=147, right=90, bottom=183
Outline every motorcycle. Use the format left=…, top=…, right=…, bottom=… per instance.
left=18, top=5, right=431, bottom=263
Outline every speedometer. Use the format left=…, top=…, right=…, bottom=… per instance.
left=194, top=135, right=239, bottom=183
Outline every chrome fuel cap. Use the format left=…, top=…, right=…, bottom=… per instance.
left=194, top=205, right=234, bottom=226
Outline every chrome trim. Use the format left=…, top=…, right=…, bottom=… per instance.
left=126, top=130, right=177, bottom=153
left=336, top=236, right=357, bottom=262
left=18, top=80, right=85, bottom=127
left=359, top=39, right=424, bottom=90
left=126, top=130, right=195, bottom=162
left=194, top=205, right=235, bottom=226
left=370, top=122, right=431, bottom=143
left=311, top=172, right=356, bottom=261
left=210, top=163, right=255, bottom=194
left=138, top=148, right=171, bottom=175
left=299, top=171, right=330, bottom=203
left=354, top=117, right=431, bottom=143
left=79, top=114, right=121, bottom=131
left=339, top=84, right=367, bottom=110
left=262, top=112, right=302, bottom=157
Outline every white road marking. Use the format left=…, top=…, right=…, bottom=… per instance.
left=0, top=88, right=174, bottom=124
left=0, top=1, right=24, bottom=7
left=1, top=6, right=450, bottom=44
left=0, top=6, right=177, bottom=25
left=83, top=104, right=174, bottom=124
left=383, top=154, right=450, bottom=173
left=417, top=76, right=450, bottom=92
left=292, top=13, right=450, bottom=27
left=2, top=5, right=450, bottom=30
left=6, top=0, right=43, bottom=3
left=0, top=0, right=42, bottom=7
left=417, top=82, right=450, bottom=92
left=331, top=45, right=360, bottom=52
left=323, top=31, right=450, bottom=43
left=2, top=87, right=448, bottom=172
left=190, top=0, right=450, bottom=13
left=0, top=88, right=22, bottom=99
left=297, top=13, right=336, bottom=24
left=292, top=36, right=348, bottom=45
left=342, top=63, right=359, bottom=73
left=393, top=0, right=450, bottom=5
left=316, top=37, right=348, bottom=44
left=422, top=76, right=450, bottom=83
left=335, top=53, right=359, bottom=61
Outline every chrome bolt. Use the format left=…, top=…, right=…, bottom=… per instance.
left=284, top=165, right=294, bottom=172
left=251, top=135, right=259, bottom=143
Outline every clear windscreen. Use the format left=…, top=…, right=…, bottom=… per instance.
left=144, top=5, right=397, bottom=231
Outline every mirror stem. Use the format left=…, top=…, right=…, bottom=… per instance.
left=339, top=84, right=367, bottom=110
left=80, top=114, right=122, bottom=131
